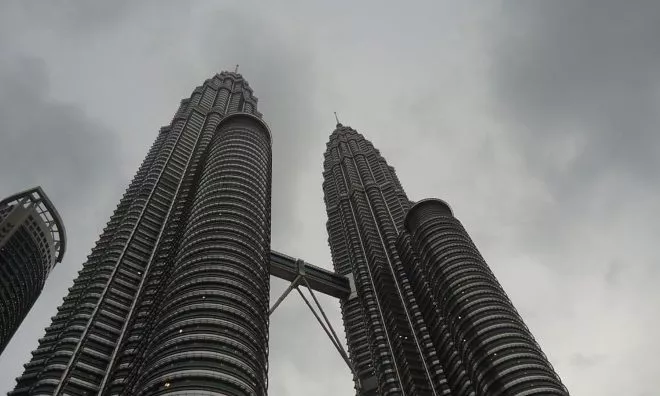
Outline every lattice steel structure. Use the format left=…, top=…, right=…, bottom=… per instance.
left=10, top=71, right=272, bottom=396
left=0, top=187, right=66, bottom=355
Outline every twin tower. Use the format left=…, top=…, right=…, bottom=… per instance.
left=10, top=72, right=568, bottom=395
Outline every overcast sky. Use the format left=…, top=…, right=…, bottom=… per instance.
left=1, top=1, right=659, bottom=395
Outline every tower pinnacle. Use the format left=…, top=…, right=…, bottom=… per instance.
left=334, top=111, right=342, bottom=127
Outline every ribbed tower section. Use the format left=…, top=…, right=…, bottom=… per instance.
left=10, top=71, right=271, bottom=396
left=0, top=187, right=66, bottom=355
left=126, top=113, right=271, bottom=396
left=322, top=124, right=451, bottom=396
left=396, top=232, right=475, bottom=396
left=400, top=199, right=568, bottom=395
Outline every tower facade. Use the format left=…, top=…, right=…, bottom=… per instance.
left=323, top=124, right=568, bottom=396
left=322, top=123, right=457, bottom=395
left=10, top=72, right=272, bottom=396
left=0, top=187, right=66, bottom=355
left=399, top=199, right=568, bottom=395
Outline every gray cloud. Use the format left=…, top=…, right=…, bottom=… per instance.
left=485, top=2, right=660, bottom=394
left=491, top=1, right=660, bottom=198
left=1, top=0, right=161, bottom=36
left=0, top=56, right=122, bottom=203
left=0, top=1, right=657, bottom=395
left=486, top=0, right=660, bottom=271
left=604, top=259, right=624, bottom=286
left=569, top=353, right=607, bottom=368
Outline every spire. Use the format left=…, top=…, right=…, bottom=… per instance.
left=334, top=112, right=342, bottom=127
left=234, top=64, right=239, bottom=73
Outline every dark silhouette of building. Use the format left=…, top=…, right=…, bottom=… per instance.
left=322, top=123, right=468, bottom=395
left=0, top=187, right=66, bottom=355
left=399, top=199, right=568, bottom=395
left=10, top=72, right=272, bottom=396
left=323, top=123, right=568, bottom=396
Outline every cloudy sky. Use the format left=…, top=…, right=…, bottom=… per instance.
left=1, top=1, right=658, bottom=395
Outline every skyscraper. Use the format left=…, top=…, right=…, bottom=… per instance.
left=10, top=71, right=272, bottom=396
left=323, top=123, right=568, bottom=395
left=399, top=199, right=568, bottom=395
left=0, top=187, right=66, bottom=355
left=322, top=123, right=456, bottom=395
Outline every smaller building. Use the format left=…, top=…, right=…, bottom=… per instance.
left=0, top=187, right=66, bottom=355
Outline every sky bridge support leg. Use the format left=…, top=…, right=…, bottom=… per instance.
left=295, top=286, right=357, bottom=381
left=269, top=269, right=359, bottom=389
left=269, top=274, right=301, bottom=315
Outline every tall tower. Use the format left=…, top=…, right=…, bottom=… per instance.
left=10, top=72, right=272, bottom=396
left=323, top=123, right=568, bottom=396
left=322, top=123, right=460, bottom=395
left=0, top=187, right=66, bottom=355
left=399, top=199, right=568, bottom=395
